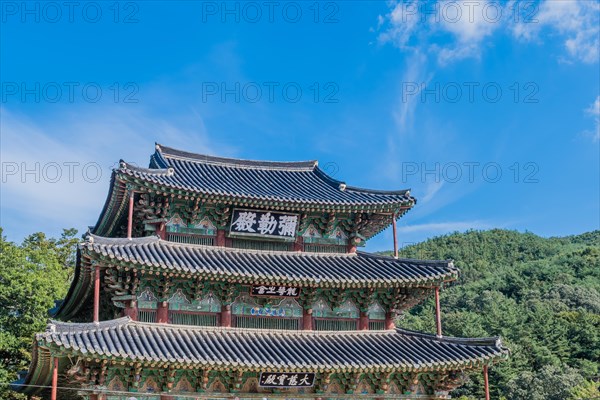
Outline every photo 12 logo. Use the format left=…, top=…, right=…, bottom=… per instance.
left=1, top=1, right=140, bottom=23
left=397, top=1, right=539, bottom=25
left=1, top=162, right=103, bottom=184
left=401, top=162, right=540, bottom=184
left=201, top=1, right=339, bottom=23
left=201, top=81, right=339, bottom=103
left=402, top=81, right=539, bottom=104
left=1, top=82, right=140, bottom=104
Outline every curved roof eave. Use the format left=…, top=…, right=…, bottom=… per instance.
left=30, top=317, right=509, bottom=372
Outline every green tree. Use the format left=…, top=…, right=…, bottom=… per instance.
left=570, top=380, right=600, bottom=400
left=505, top=365, right=584, bottom=400
left=0, top=228, right=76, bottom=399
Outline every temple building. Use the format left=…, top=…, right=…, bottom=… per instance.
left=14, top=144, right=508, bottom=399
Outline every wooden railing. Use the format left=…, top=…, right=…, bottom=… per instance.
left=233, top=315, right=301, bottom=330
left=304, top=243, right=347, bottom=254
left=138, top=309, right=157, bottom=323
left=168, top=311, right=219, bottom=327
left=369, top=320, right=386, bottom=330
left=231, top=239, right=292, bottom=252
left=167, top=232, right=215, bottom=246
left=314, top=318, right=359, bottom=331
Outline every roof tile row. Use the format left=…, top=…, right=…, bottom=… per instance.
left=41, top=318, right=507, bottom=371
left=83, top=235, right=458, bottom=287
left=116, top=144, right=416, bottom=208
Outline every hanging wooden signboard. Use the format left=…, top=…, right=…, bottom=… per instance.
left=259, top=372, right=315, bottom=388
left=230, top=209, right=299, bottom=239
left=251, top=285, right=300, bottom=298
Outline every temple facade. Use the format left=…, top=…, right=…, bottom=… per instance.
left=14, top=144, right=508, bottom=399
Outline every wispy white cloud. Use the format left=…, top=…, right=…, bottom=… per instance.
left=393, top=51, right=431, bottom=133
left=421, top=180, right=445, bottom=204
left=379, top=51, right=431, bottom=184
left=377, top=0, right=509, bottom=65
left=378, top=0, right=599, bottom=65
left=583, top=96, right=600, bottom=142
left=586, top=96, right=600, bottom=117
left=0, top=105, right=228, bottom=241
left=513, top=1, right=599, bottom=64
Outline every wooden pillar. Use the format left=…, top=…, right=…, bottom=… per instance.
left=127, top=191, right=134, bottom=239
left=302, top=309, right=313, bottom=330
left=483, top=365, right=490, bottom=400
left=392, top=214, right=398, bottom=258
left=359, top=311, right=369, bottom=330
left=89, top=395, right=99, bottom=400
left=385, top=312, right=396, bottom=330
left=156, top=301, right=169, bottom=323
left=221, top=305, right=232, bottom=327
left=435, top=286, right=442, bottom=337
left=93, top=264, right=100, bottom=323
left=160, top=396, right=174, bottom=400
left=216, top=229, right=226, bottom=247
left=51, top=357, right=58, bottom=400
left=293, top=236, right=304, bottom=252
left=347, top=242, right=357, bottom=253
left=124, top=300, right=138, bottom=321
left=157, top=222, right=166, bottom=240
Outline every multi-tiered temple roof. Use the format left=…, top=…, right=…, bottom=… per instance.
left=94, top=144, right=416, bottom=239
left=15, top=144, right=508, bottom=400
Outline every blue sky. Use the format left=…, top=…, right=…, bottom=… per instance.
left=1, top=0, right=599, bottom=252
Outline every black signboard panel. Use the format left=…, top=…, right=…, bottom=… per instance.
left=229, top=209, right=299, bottom=239
left=259, top=372, right=315, bottom=388
left=251, top=285, right=300, bottom=298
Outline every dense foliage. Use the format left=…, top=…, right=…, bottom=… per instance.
left=0, top=228, right=78, bottom=399
left=383, top=229, right=600, bottom=399
left=0, top=228, right=598, bottom=399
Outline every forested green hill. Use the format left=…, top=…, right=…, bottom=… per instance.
left=382, top=229, right=600, bottom=399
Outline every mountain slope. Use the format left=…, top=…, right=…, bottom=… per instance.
left=382, top=229, right=600, bottom=399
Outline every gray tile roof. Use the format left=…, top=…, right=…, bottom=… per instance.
left=116, top=144, right=416, bottom=208
left=39, top=318, right=507, bottom=371
left=83, top=234, right=458, bottom=287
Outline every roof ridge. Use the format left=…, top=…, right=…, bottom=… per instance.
left=84, top=233, right=160, bottom=246
left=156, top=143, right=318, bottom=171
left=42, top=317, right=131, bottom=336
left=42, top=318, right=393, bottom=337
left=86, top=233, right=454, bottom=268
left=87, top=234, right=360, bottom=257
left=355, top=251, right=454, bottom=267
left=395, top=327, right=502, bottom=346
left=130, top=320, right=395, bottom=336
left=40, top=318, right=505, bottom=348
left=84, top=235, right=459, bottom=269
left=345, top=184, right=411, bottom=196
left=157, top=238, right=355, bottom=257
left=119, top=160, right=174, bottom=176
